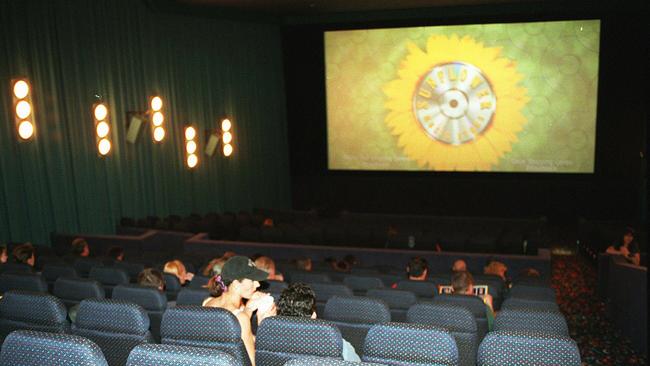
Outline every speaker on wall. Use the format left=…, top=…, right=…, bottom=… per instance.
left=205, top=132, right=219, bottom=157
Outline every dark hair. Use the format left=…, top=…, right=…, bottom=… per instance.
left=71, top=238, right=88, bottom=256
left=12, top=243, right=35, bottom=265
left=407, top=257, right=428, bottom=277
left=137, top=268, right=165, bottom=290
left=107, top=246, right=124, bottom=260
left=207, top=274, right=234, bottom=297
left=451, top=271, right=474, bottom=294
left=277, top=283, right=316, bottom=317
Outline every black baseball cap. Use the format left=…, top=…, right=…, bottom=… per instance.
left=221, top=256, right=269, bottom=282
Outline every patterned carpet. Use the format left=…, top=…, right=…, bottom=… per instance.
left=552, top=254, right=647, bottom=365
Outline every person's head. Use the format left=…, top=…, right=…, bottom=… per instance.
left=107, top=246, right=124, bottom=262
left=262, top=218, right=274, bottom=227
left=0, top=245, right=7, bottom=264
left=222, top=251, right=236, bottom=260
left=343, top=255, right=358, bottom=267
left=12, top=243, right=35, bottom=267
left=333, top=260, right=350, bottom=272
left=452, top=259, right=467, bottom=273
left=163, top=260, right=188, bottom=285
left=622, top=227, right=635, bottom=246
left=203, top=257, right=227, bottom=277
left=137, top=268, right=165, bottom=291
left=254, top=256, right=276, bottom=279
left=520, top=267, right=540, bottom=277
left=451, top=270, right=474, bottom=295
left=207, top=256, right=268, bottom=299
left=71, top=238, right=90, bottom=257
left=407, top=257, right=428, bottom=280
left=296, top=257, right=312, bottom=272
left=484, top=260, right=508, bottom=280
left=277, top=283, right=317, bottom=318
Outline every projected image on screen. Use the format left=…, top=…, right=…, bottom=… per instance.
left=325, top=20, right=600, bottom=172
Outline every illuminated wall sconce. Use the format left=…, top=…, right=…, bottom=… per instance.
left=93, top=102, right=111, bottom=156
left=184, top=125, right=198, bottom=169
left=149, top=96, right=165, bottom=142
left=11, top=78, right=36, bottom=140
left=221, top=118, right=233, bottom=157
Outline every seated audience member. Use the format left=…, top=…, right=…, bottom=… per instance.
left=296, top=257, right=313, bottom=272
left=106, top=246, right=125, bottom=262
left=606, top=227, right=641, bottom=266
left=163, top=260, right=194, bottom=285
left=333, top=260, right=350, bottom=272
left=277, top=283, right=361, bottom=362
left=452, top=259, right=467, bottom=273
left=343, top=255, right=358, bottom=269
left=202, top=257, right=227, bottom=277
left=222, top=251, right=237, bottom=260
left=138, top=268, right=166, bottom=291
left=520, top=267, right=540, bottom=277
left=203, top=256, right=276, bottom=366
left=0, top=245, right=7, bottom=264
left=262, top=218, right=274, bottom=227
left=255, top=256, right=284, bottom=281
left=12, top=243, right=36, bottom=267
left=452, top=270, right=494, bottom=330
left=407, top=256, right=428, bottom=281
left=71, top=237, right=90, bottom=258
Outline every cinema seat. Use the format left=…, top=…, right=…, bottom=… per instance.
left=366, top=289, right=417, bottom=322
left=284, top=356, right=385, bottom=366
left=112, top=284, right=167, bottom=342
left=0, top=291, right=69, bottom=346
left=477, top=330, right=580, bottom=366
left=0, top=330, right=108, bottom=366
left=127, top=343, right=238, bottom=366
left=53, top=277, right=105, bottom=309
left=494, top=308, right=569, bottom=336
left=0, top=273, right=47, bottom=294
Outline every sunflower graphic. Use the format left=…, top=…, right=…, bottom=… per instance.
left=383, top=34, right=530, bottom=171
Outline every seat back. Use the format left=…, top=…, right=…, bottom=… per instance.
left=53, top=277, right=105, bottom=309
left=163, top=274, right=182, bottom=301
left=71, top=299, right=153, bottom=366
left=160, top=305, right=250, bottom=366
left=508, top=285, right=556, bottom=302
left=41, top=264, right=78, bottom=289
left=112, top=284, right=167, bottom=341
left=126, top=343, right=238, bottom=366
left=342, top=276, right=384, bottom=295
left=362, top=322, right=458, bottom=366
left=0, top=263, right=32, bottom=274
left=309, top=283, right=353, bottom=315
left=407, top=303, right=478, bottom=366
left=494, top=308, right=569, bottom=336
left=396, top=280, right=437, bottom=299
left=501, top=298, right=559, bottom=312
left=323, top=296, right=390, bottom=356
left=176, top=288, right=210, bottom=306
left=88, top=267, right=130, bottom=297
left=256, top=316, right=343, bottom=366
left=284, top=357, right=384, bottom=366
left=0, top=330, right=108, bottom=366
left=188, top=275, right=209, bottom=289
left=366, top=289, right=417, bottom=322
left=0, top=291, right=69, bottom=345
left=477, top=330, right=581, bottom=366
left=0, top=273, right=47, bottom=294
left=114, top=262, right=145, bottom=282
left=74, top=258, right=103, bottom=277
left=433, top=294, right=489, bottom=339
left=290, top=272, right=332, bottom=284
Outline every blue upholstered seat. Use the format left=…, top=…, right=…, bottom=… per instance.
left=112, top=284, right=167, bottom=342
left=284, top=356, right=384, bottom=366
left=366, top=289, right=417, bottom=322
left=126, top=343, right=239, bottom=366
left=494, top=308, right=569, bottom=336
left=53, top=277, right=105, bottom=309
left=342, top=276, right=384, bottom=296
left=88, top=266, right=130, bottom=297
left=0, top=273, right=47, bottom=294
left=0, top=291, right=69, bottom=346
left=0, top=330, right=108, bottom=366
left=477, top=330, right=581, bottom=366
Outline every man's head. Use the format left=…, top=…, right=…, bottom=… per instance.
left=277, top=283, right=317, bottom=318
left=12, top=243, right=35, bottom=267
left=296, top=257, right=312, bottom=272
left=0, top=245, right=7, bottom=264
left=71, top=238, right=90, bottom=257
left=451, top=270, right=474, bottom=295
left=107, top=246, right=124, bottom=261
left=254, top=256, right=276, bottom=278
left=137, top=268, right=165, bottom=291
left=452, top=259, right=467, bottom=273
left=407, top=257, right=428, bottom=280
left=484, top=260, right=508, bottom=280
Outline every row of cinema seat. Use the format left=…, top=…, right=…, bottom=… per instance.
left=0, top=293, right=580, bottom=366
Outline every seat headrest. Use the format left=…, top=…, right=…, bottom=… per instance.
left=75, top=299, right=150, bottom=335
left=256, top=316, right=342, bottom=357
left=161, top=306, right=241, bottom=342
left=0, top=290, right=67, bottom=325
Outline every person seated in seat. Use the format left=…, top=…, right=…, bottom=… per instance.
left=451, top=270, right=494, bottom=331
left=12, top=243, right=35, bottom=267
left=452, top=259, right=467, bottom=273
left=203, top=256, right=276, bottom=366
left=407, top=256, right=428, bottom=281
left=254, top=256, right=284, bottom=282
left=106, top=246, right=125, bottom=262
left=295, top=257, right=313, bottom=272
left=138, top=268, right=166, bottom=291
left=606, top=227, right=640, bottom=266
left=163, top=260, right=194, bottom=285
left=484, top=259, right=511, bottom=288
left=71, top=238, right=90, bottom=258
left=202, top=256, right=227, bottom=277
left=277, top=283, right=361, bottom=362
left=0, top=245, right=7, bottom=264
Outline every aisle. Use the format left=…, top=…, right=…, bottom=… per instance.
left=552, top=254, right=646, bottom=365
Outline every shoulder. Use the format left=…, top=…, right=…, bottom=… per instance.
left=341, top=338, right=361, bottom=362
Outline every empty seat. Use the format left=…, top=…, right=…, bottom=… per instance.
left=0, top=263, right=33, bottom=274
left=285, top=357, right=384, bottom=366
left=42, top=264, right=78, bottom=290
left=126, top=343, right=238, bottom=366
left=112, top=284, right=167, bottom=342
left=0, top=291, right=69, bottom=345
left=74, top=258, right=103, bottom=278
left=366, top=289, right=417, bottom=322
left=262, top=280, right=289, bottom=293
left=53, top=277, right=105, bottom=309
left=71, top=299, right=153, bottom=366
left=407, top=303, right=478, bottom=366
left=163, top=274, right=182, bottom=301
left=494, top=308, right=569, bottom=336
left=176, top=288, right=210, bottom=306
left=501, top=297, right=560, bottom=312
left=290, top=272, right=331, bottom=284
left=323, top=296, right=390, bottom=357
left=395, top=280, right=437, bottom=299
left=508, top=285, right=556, bottom=302
left=477, top=330, right=581, bottom=366
left=362, top=322, right=458, bottom=366
left=0, top=330, right=108, bottom=366
left=342, top=276, right=384, bottom=296
left=309, top=283, right=353, bottom=315
left=114, top=262, right=145, bottom=282
left=433, top=294, right=489, bottom=340
left=88, top=267, right=130, bottom=297
left=188, top=275, right=209, bottom=289
left=256, top=316, right=343, bottom=366
left=161, top=305, right=250, bottom=366
left=0, top=273, right=47, bottom=294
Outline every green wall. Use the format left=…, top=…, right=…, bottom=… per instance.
left=0, top=0, right=290, bottom=244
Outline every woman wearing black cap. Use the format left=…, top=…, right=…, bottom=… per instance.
left=203, top=256, right=276, bottom=366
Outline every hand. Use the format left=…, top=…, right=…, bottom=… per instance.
left=245, top=291, right=269, bottom=312
left=257, top=303, right=277, bottom=325
left=185, top=272, right=195, bottom=282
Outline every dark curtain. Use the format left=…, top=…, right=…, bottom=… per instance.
left=0, top=0, right=290, bottom=244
